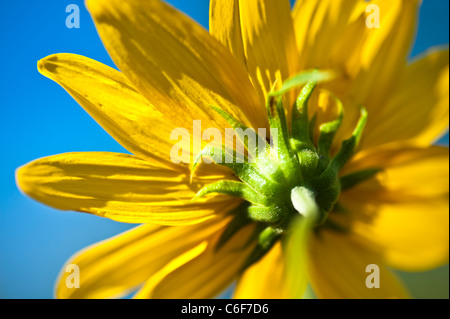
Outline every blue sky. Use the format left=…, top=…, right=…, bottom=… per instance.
left=0, top=1, right=448, bottom=298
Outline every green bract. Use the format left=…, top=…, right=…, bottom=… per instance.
left=192, top=70, right=373, bottom=265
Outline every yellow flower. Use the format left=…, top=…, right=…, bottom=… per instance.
left=16, top=0, right=448, bottom=299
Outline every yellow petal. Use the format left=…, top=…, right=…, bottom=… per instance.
left=294, top=1, right=423, bottom=145
left=351, top=0, right=420, bottom=115
left=308, top=231, right=410, bottom=299
left=135, top=224, right=256, bottom=298
left=37, top=53, right=184, bottom=170
left=362, top=49, right=449, bottom=149
left=55, top=216, right=230, bottom=299
left=209, top=0, right=245, bottom=66
left=344, top=145, right=449, bottom=199
left=86, top=0, right=267, bottom=131
left=293, top=0, right=366, bottom=71
left=16, top=152, right=240, bottom=225
left=339, top=145, right=449, bottom=271
left=292, top=0, right=369, bottom=144
left=339, top=197, right=449, bottom=273
left=234, top=242, right=285, bottom=299
left=238, top=0, right=298, bottom=99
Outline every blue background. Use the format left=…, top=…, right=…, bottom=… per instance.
left=0, top=1, right=448, bottom=298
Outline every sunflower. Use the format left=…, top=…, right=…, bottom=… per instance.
left=16, top=0, right=448, bottom=299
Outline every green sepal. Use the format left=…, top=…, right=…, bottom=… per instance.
left=194, top=180, right=270, bottom=206
left=192, top=144, right=281, bottom=198
left=258, top=226, right=283, bottom=249
left=291, top=81, right=316, bottom=152
left=269, top=69, right=334, bottom=97
left=192, top=145, right=224, bottom=173
left=317, top=94, right=344, bottom=161
left=266, top=95, right=291, bottom=155
left=340, top=167, right=381, bottom=190
left=240, top=226, right=282, bottom=271
left=266, top=95, right=303, bottom=185
left=215, top=203, right=253, bottom=251
left=309, top=112, right=318, bottom=145
left=208, top=105, right=268, bottom=160
left=191, top=144, right=226, bottom=183
left=296, top=148, right=320, bottom=179
left=191, top=144, right=244, bottom=177
left=331, top=106, right=368, bottom=171
left=321, top=218, right=349, bottom=233
left=247, top=205, right=284, bottom=224
left=314, top=182, right=340, bottom=222
left=314, top=107, right=368, bottom=187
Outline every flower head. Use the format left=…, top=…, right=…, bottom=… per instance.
left=16, top=0, right=448, bottom=299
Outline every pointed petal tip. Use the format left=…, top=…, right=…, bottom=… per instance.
left=15, top=162, right=37, bottom=199
left=37, top=54, right=62, bottom=77
left=15, top=160, right=49, bottom=209
left=15, top=164, right=27, bottom=195
left=37, top=56, right=49, bottom=75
